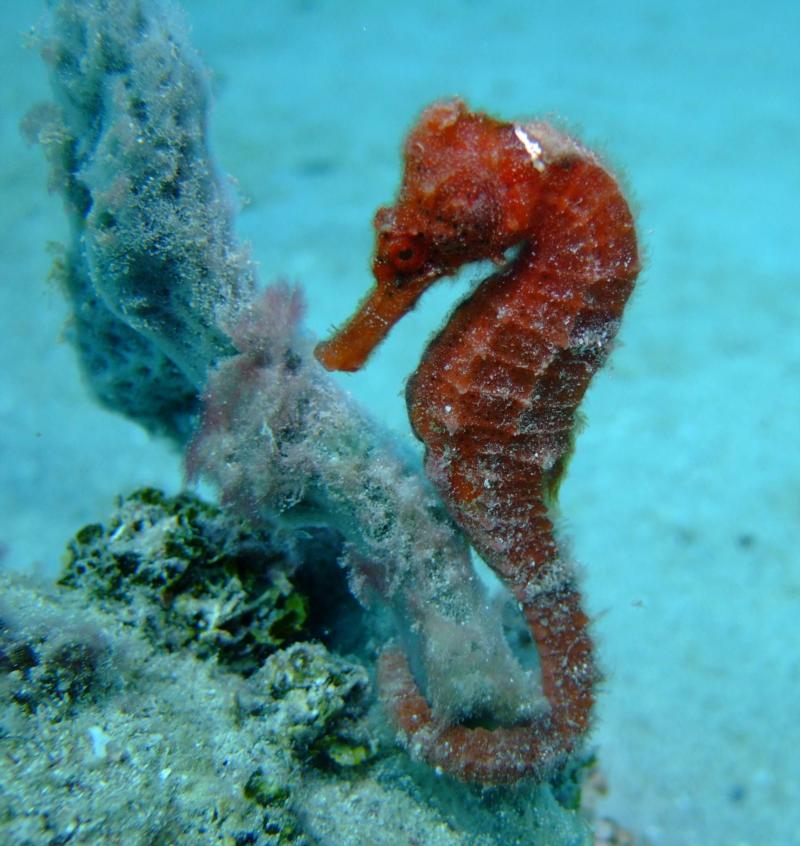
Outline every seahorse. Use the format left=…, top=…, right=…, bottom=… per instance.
left=315, top=99, right=640, bottom=783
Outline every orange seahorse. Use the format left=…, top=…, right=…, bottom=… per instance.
left=315, top=99, right=640, bottom=783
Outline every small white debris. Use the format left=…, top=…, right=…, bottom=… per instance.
left=514, top=125, right=546, bottom=172
left=87, top=725, right=112, bottom=760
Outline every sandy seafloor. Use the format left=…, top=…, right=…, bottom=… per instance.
left=1, top=1, right=799, bottom=843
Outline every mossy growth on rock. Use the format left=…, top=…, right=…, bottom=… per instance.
left=0, top=597, right=115, bottom=716
left=60, top=488, right=309, bottom=673
left=237, top=642, right=375, bottom=772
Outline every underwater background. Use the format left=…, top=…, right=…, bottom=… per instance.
left=1, top=0, right=798, bottom=843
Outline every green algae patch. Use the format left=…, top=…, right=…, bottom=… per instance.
left=60, top=488, right=308, bottom=673
left=244, top=767, right=290, bottom=806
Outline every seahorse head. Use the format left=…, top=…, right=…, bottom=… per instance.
left=372, top=99, right=548, bottom=287
left=315, top=98, right=553, bottom=372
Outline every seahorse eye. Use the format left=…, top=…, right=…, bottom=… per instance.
left=386, top=234, right=428, bottom=275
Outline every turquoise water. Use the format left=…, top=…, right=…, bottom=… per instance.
left=2, top=1, right=798, bottom=843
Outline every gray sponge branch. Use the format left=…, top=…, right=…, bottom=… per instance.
left=26, top=0, right=255, bottom=439
left=27, top=0, right=535, bottom=743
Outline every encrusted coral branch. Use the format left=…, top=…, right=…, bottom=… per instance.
left=186, top=283, right=536, bottom=721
